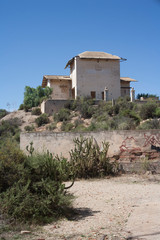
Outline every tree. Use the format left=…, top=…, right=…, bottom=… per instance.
left=20, top=86, right=52, bottom=110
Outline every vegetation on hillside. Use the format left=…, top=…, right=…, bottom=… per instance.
left=0, top=95, right=159, bottom=226
left=0, top=109, right=8, bottom=119
left=0, top=131, right=115, bottom=224
left=19, top=85, right=52, bottom=111
left=0, top=143, right=74, bottom=224
left=50, top=97, right=160, bottom=132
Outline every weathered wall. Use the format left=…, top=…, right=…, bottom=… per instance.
left=70, top=57, right=121, bottom=100
left=49, top=79, right=71, bottom=100
left=41, top=100, right=73, bottom=115
left=41, top=100, right=101, bottom=115
left=20, top=130, right=160, bottom=159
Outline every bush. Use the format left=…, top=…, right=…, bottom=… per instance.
left=0, top=140, right=26, bottom=193
left=31, top=107, right=41, bottom=116
left=138, top=119, right=160, bottom=130
left=76, top=98, right=95, bottom=118
left=47, top=122, right=57, bottom=131
left=24, top=125, right=35, bottom=132
left=69, top=136, right=118, bottom=178
left=0, top=147, right=74, bottom=223
left=155, top=107, right=160, bottom=118
left=140, top=102, right=157, bottom=120
left=64, top=100, right=74, bottom=110
left=0, top=109, right=8, bottom=119
left=0, top=118, right=21, bottom=141
left=61, top=121, right=74, bottom=131
left=54, top=108, right=71, bottom=122
left=35, top=113, right=49, bottom=127
left=119, top=109, right=140, bottom=125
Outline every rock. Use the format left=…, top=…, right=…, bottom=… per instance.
left=20, top=230, right=31, bottom=234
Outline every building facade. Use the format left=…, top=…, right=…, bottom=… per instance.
left=42, top=51, right=137, bottom=101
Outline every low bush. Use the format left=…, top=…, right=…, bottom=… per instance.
left=137, top=119, right=160, bottom=130
left=0, top=118, right=21, bottom=144
left=47, top=122, right=57, bottom=131
left=24, top=125, right=35, bottom=132
left=155, top=107, right=160, bottom=118
left=0, top=145, right=74, bottom=223
left=35, top=113, right=49, bottom=127
left=61, top=121, right=74, bottom=131
left=0, top=140, right=26, bottom=193
left=69, top=136, right=118, bottom=178
left=31, top=107, right=41, bottom=116
left=140, top=102, right=157, bottom=120
left=0, top=109, right=8, bottom=119
left=54, top=108, right=71, bottom=122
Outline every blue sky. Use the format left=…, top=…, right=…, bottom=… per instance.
left=0, top=0, right=160, bottom=111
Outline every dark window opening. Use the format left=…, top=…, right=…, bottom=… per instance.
left=91, top=91, right=96, bottom=99
left=102, top=92, right=104, bottom=100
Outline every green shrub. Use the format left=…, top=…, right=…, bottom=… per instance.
left=35, top=113, right=49, bottom=127
left=119, top=109, right=140, bottom=125
left=80, top=103, right=94, bottom=118
left=31, top=107, right=41, bottom=116
left=72, top=124, right=87, bottom=132
left=69, top=136, right=118, bottom=178
left=18, top=104, right=24, bottom=110
left=0, top=140, right=26, bottom=193
left=24, top=125, right=35, bottom=132
left=138, top=119, right=160, bottom=130
left=155, top=107, right=160, bottom=118
left=64, top=100, right=74, bottom=110
left=0, top=109, right=8, bottom=119
left=69, top=97, right=95, bottom=118
left=140, top=102, right=157, bottom=120
left=0, top=118, right=21, bottom=139
left=54, top=108, right=71, bottom=122
left=74, top=119, right=84, bottom=128
left=47, top=122, right=57, bottom=131
left=0, top=150, right=74, bottom=223
left=61, top=121, right=74, bottom=131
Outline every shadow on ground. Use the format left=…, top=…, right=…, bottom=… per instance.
left=66, top=207, right=100, bottom=221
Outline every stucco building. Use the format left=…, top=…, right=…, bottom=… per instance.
left=42, top=51, right=137, bottom=101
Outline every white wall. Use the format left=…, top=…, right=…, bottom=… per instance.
left=71, top=57, right=121, bottom=100
left=70, top=57, right=77, bottom=98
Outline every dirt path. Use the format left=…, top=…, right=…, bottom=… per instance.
left=38, top=174, right=160, bottom=240
left=1, top=174, right=160, bottom=240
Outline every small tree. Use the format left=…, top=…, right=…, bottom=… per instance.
left=21, top=85, right=52, bottom=110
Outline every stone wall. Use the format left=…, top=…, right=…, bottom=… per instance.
left=20, top=130, right=160, bottom=172
left=41, top=100, right=72, bottom=115
left=41, top=99, right=100, bottom=115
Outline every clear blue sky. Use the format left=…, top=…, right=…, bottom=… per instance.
left=0, top=0, right=160, bottom=111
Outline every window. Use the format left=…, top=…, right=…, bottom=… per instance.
left=91, top=91, right=96, bottom=99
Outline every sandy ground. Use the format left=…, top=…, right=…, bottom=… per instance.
left=1, top=174, right=160, bottom=240
left=34, top=174, right=160, bottom=240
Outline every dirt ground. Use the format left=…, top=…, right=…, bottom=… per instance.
left=1, top=174, right=160, bottom=240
